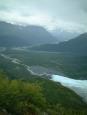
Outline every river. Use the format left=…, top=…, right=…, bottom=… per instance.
left=51, top=75, right=87, bottom=102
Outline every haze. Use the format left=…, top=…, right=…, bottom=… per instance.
left=0, top=0, right=87, bottom=32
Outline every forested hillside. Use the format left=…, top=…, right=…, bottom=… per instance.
left=0, top=68, right=87, bottom=115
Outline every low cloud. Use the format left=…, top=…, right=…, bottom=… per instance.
left=0, top=0, right=87, bottom=33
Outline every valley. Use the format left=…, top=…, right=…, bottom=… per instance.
left=0, top=48, right=87, bottom=104
left=0, top=0, right=87, bottom=114
left=0, top=22, right=87, bottom=115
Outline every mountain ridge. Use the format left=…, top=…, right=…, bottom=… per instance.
left=31, top=33, right=87, bottom=55
left=0, top=21, right=57, bottom=47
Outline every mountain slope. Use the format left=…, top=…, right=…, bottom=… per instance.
left=31, top=33, right=87, bottom=55
left=0, top=21, right=57, bottom=47
left=51, top=28, right=79, bottom=42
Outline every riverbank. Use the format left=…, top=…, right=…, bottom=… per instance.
left=51, top=75, right=87, bottom=103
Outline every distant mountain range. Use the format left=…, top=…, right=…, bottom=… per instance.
left=0, top=21, right=57, bottom=47
left=51, top=28, right=79, bottom=42
left=31, top=33, right=87, bottom=55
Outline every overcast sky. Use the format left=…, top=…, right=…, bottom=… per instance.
left=0, top=0, right=87, bottom=32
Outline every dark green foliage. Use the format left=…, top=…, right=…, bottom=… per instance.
left=0, top=73, right=46, bottom=114
left=0, top=71, right=87, bottom=115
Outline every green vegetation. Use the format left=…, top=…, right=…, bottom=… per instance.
left=0, top=71, right=46, bottom=115
left=0, top=70, right=87, bottom=115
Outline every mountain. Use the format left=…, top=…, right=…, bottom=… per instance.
left=51, top=28, right=79, bottom=42
left=0, top=21, right=57, bottom=47
left=31, top=33, right=87, bottom=55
